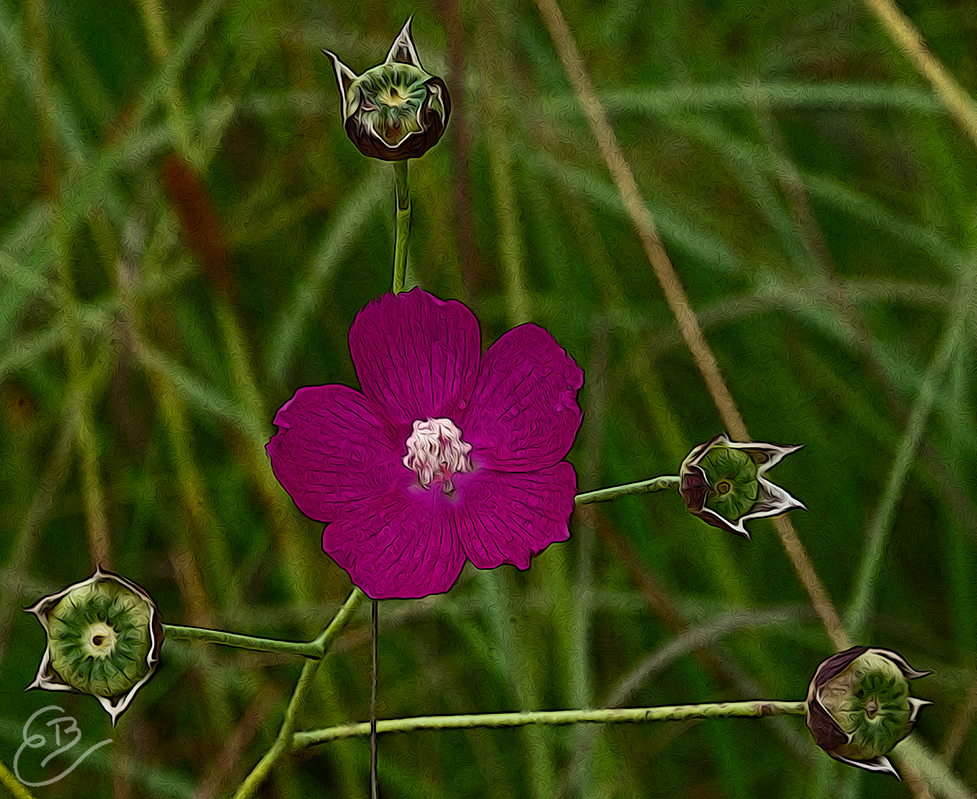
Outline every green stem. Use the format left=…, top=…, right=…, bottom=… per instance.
left=231, top=588, right=367, bottom=799
left=162, top=587, right=372, bottom=661
left=161, top=472, right=685, bottom=661
left=163, top=624, right=325, bottom=659
left=574, top=475, right=680, bottom=505
left=294, top=699, right=808, bottom=748
left=0, top=759, right=38, bottom=799
left=313, top=587, right=368, bottom=649
left=393, top=160, right=410, bottom=294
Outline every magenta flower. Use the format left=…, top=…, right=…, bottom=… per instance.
left=267, top=289, right=583, bottom=599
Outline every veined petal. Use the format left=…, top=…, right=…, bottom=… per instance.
left=463, top=324, right=583, bottom=471
left=325, top=488, right=466, bottom=599
left=267, top=384, right=403, bottom=523
left=350, top=289, right=480, bottom=424
left=458, top=463, right=576, bottom=570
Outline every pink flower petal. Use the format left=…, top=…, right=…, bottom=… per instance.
left=458, top=463, right=576, bottom=570
left=349, top=289, right=481, bottom=425
left=267, top=384, right=404, bottom=523
left=324, top=487, right=467, bottom=599
left=463, top=324, right=583, bottom=471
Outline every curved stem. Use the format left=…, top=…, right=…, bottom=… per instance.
left=574, top=475, right=680, bottom=505
left=293, top=700, right=808, bottom=749
left=393, top=160, right=410, bottom=294
left=313, top=587, right=368, bottom=650
left=231, top=588, right=367, bottom=799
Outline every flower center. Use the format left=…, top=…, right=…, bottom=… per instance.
left=403, top=418, right=474, bottom=495
left=379, top=86, right=408, bottom=107
left=82, top=622, right=118, bottom=659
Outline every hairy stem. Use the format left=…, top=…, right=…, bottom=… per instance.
left=574, top=475, right=680, bottom=505
left=163, top=624, right=326, bottom=658
left=293, top=700, right=808, bottom=748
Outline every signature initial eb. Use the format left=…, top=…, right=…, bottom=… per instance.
left=14, top=706, right=112, bottom=787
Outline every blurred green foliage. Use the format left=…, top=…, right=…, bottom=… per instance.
left=2, top=0, right=977, bottom=796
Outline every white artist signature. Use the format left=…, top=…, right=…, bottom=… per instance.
left=13, top=706, right=112, bottom=787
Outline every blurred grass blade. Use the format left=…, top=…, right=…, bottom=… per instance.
left=802, top=173, right=967, bottom=270
left=522, top=147, right=746, bottom=275
left=542, top=83, right=948, bottom=117
left=267, top=166, right=385, bottom=383
left=846, top=272, right=972, bottom=639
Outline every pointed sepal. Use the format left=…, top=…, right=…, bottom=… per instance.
left=322, top=19, right=450, bottom=160
left=25, top=567, right=163, bottom=725
left=805, top=646, right=931, bottom=779
left=679, top=434, right=805, bottom=538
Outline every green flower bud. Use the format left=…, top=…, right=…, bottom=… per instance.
left=806, top=646, right=931, bottom=778
left=323, top=18, right=450, bottom=161
left=26, top=568, right=163, bottom=725
left=679, top=434, right=804, bottom=538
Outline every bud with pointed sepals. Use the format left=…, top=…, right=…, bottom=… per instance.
left=26, top=567, right=163, bottom=725
left=806, top=646, right=931, bottom=778
left=323, top=18, right=450, bottom=161
left=679, top=434, right=805, bottom=538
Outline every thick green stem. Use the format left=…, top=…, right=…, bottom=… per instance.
left=293, top=700, right=808, bottom=749
left=574, top=475, right=680, bottom=505
left=0, top=759, right=38, bottom=799
left=393, top=160, right=410, bottom=294
left=231, top=588, right=367, bottom=799
left=312, top=586, right=368, bottom=654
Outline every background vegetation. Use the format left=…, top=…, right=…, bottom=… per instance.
left=1, top=0, right=976, bottom=796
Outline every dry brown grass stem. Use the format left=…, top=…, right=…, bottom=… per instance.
left=862, top=0, right=977, bottom=152
left=533, top=0, right=850, bottom=652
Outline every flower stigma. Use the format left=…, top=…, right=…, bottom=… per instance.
left=403, top=418, right=475, bottom=495
left=82, top=622, right=117, bottom=658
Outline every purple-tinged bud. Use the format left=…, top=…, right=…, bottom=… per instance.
left=679, top=434, right=804, bottom=538
left=323, top=18, right=450, bottom=161
left=806, top=646, right=931, bottom=778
